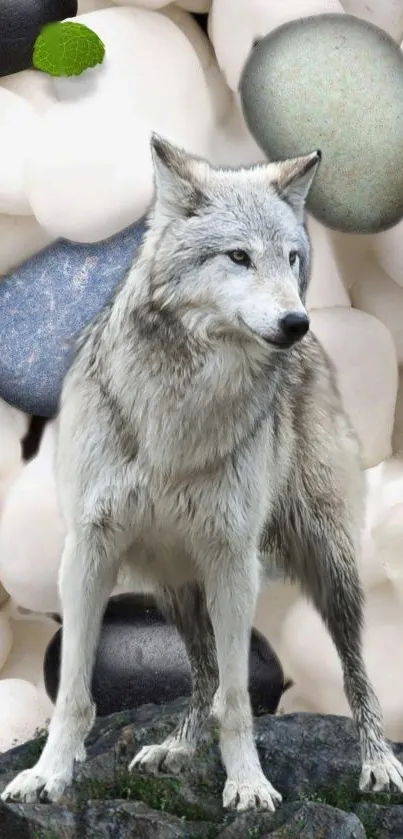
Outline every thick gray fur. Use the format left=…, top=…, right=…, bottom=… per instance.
left=2, top=136, right=403, bottom=811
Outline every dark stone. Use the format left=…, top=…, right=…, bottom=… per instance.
left=2, top=702, right=403, bottom=838
left=354, top=803, right=403, bottom=838
left=217, top=802, right=366, bottom=838
left=0, top=219, right=146, bottom=417
left=0, top=0, right=77, bottom=78
left=21, top=416, right=49, bottom=462
left=43, top=594, right=286, bottom=718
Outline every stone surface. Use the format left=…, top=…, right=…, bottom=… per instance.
left=310, top=307, right=398, bottom=468
left=0, top=422, right=64, bottom=613
left=342, top=0, right=403, bottom=41
left=0, top=88, right=38, bottom=215
left=209, top=0, right=344, bottom=92
left=43, top=594, right=286, bottom=717
left=0, top=213, right=54, bottom=277
left=1, top=703, right=403, bottom=837
left=0, top=219, right=146, bottom=417
left=240, top=14, right=403, bottom=233
left=27, top=6, right=223, bottom=242
left=0, top=679, right=48, bottom=752
left=306, top=215, right=351, bottom=310
left=0, top=0, right=77, bottom=78
left=372, top=218, right=403, bottom=289
left=351, top=258, right=403, bottom=363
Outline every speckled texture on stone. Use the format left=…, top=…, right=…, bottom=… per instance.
left=240, top=14, right=403, bottom=234
left=0, top=220, right=146, bottom=418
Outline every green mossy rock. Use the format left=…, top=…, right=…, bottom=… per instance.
left=240, top=14, right=403, bottom=234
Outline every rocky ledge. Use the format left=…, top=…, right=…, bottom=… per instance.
left=1, top=698, right=403, bottom=838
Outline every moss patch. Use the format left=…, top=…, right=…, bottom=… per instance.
left=298, top=780, right=403, bottom=838
left=77, top=769, right=221, bottom=824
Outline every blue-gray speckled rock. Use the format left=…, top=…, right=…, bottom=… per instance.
left=240, top=14, right=403, bottom=234
left=0, top=220, right=146, bottom=417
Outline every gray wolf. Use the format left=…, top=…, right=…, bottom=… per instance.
left=2, top=136, right=403, bottom=811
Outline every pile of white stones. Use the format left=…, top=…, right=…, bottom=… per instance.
left=1, top=0, right=403, bottom=750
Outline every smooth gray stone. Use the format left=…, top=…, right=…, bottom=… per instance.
left=240, top=14, right=403, bottom=233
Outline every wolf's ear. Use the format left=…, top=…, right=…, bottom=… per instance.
left=275, top=151, right=321, bottom=220
left=150, top=134, right=208, bottom=223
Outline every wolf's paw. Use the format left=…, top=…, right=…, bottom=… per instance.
left=223, top=774, right=282, bottom=812
left=129, top=742, right=192, bottom=775
left=360, top=751, right=403, bottom=793
left=1, top=766, right=71, bottom=804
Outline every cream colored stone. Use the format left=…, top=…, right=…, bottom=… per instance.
left=351, top=259, right=403, bottom=363
left=341, top=0, right=403, bottom=41
left=0, top=400, right=29, bottom=513
left=28, top=7, right=221, bottom=242
left=371, top=219, right=403, bottom=290
left=310, top=308, right=398, bottom=468
left=393, top=368, right=403, bottom=454
left=78, top=0, right=112, bottom=10
left=329, top=229, right=371, bottom=289
left=280, top=584, right=403, bottom=739
left=209, top=0, right=345, bottom=92
left=0, top=613, right=57, bottom=686
left=306, top=216, right=351, bottom=311
left=177, top=0, right=211, bottom=10
left=26, top=95, right=154, bottom=243
left=0, top=423, right=64, bottom=613
left=0, top=613, right=13, bottom=671
left=0, top=88, right=38, bottom=215
left=0, top=679, right=49, bottom=751
left=0, top=69, right=56, bottom=114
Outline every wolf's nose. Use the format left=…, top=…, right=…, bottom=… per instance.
left=280, top=312, right=310, bottom=343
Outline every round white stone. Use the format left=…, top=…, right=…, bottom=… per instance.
left=310, top=307, right=398, bottom=468
left=26, top=95, right=153, bottom=243
left=0, top=88, right=38, bottom=215
left=0, top=423, right=64, bottom=613
left=209, top=0, right=344, bottom=92
left=0, top=69, right=56, bottom=114
left=28, top=7, right=219, bottom=242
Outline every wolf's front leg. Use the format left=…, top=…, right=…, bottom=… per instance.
left=1, top=528, right=121, bottom=804
left=204, top=550, right=282, bottom=812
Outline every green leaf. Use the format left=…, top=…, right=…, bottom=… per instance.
left=33, top=21, right=105, bottom=78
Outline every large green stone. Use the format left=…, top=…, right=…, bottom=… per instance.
left=239, top=14, right=403, bottom=234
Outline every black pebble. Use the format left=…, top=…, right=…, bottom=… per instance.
left=44, top=593, right=286, bottom=717
left=0, top=0, right=78, bottom=78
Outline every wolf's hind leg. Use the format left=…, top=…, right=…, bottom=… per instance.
left=270, top=490, right=403, bottom=794
left=130, top=582, right=219, bottom=775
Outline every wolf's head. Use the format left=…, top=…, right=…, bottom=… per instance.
left=147, top=135, right=321, bottom=351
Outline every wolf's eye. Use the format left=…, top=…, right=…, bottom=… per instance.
left=289, top=250, right=299, bottom=267
left=226, top=249, right=251, bottom=267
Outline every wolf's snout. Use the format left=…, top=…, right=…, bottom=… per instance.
left=279, top=311, right=310, bottom=344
